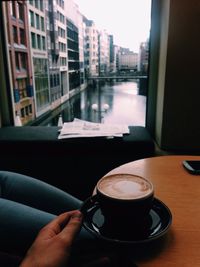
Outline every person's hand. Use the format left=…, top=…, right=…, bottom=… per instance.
left=20, top=210, right=83, bottom=267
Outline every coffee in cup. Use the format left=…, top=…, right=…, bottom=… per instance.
left=96, top=173, right=154, bottom=228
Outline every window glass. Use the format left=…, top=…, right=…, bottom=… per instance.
left=40, top=0, right=44, bottom=11
left=15, top=52, right=20, bottom=70
left=21, top=53, right=27, bottom=70
left=31, top=32, right=36, bottom=48
left=17, top=78, right=27, bottom=98
left=35, top=0, right=39, bottom=9
left=13, top=26, right=18, bottom=43
left=42, top=36, right=46, bottom=50
left=20, top=29, right=25, bottom=45
left=29, top=10, right=34, bottom=27
left=1, top=0, right=151, bottom=126
left=37, top=34, right=41, bottom=49
left=41, top=17, right=44, bottom=31
left=17, top=2, right=24, bottom=21
left=36, top=14, right=40, bottom=29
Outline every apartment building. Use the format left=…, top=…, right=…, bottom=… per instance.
left=118, top=48, right=138, bottom=73
left=66, top=19, right=80, bottom=93
left=46, top=0, right=69, bottom=109
left=83, top=17, right=99, bottom=77
left=138, top=40, right=149, bottom=73
left=109, top=35, right=115, bottom=73
left=28, top=0, right=50, bottom=117
left=98, top=29, right=110, bottom=75
left=65, top=0, right=81, bottom=95
left=4, top=1, right=35, bottom=125
left=56, top=0, right=68, bottom=104
left=77, top=10, right=86, bottom=89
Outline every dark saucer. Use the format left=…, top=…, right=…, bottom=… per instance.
left=80, top=195, right=172, bottom=244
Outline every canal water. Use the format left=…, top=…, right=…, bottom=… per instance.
left=48, top=80, right=146, bottom=126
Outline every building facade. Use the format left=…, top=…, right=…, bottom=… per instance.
left=138, top=40, right=149, bottom=73
left=118, top=48, right=138, bottom=73
left=98, top=29, right=110, bottom=75
left=56, top=0, right=68, bottom=104
left=77, top=10, right=86, bottom=89
left=28, top=0, right=50, bottom=117
left=4, top=1, right=35, bottom=125
left=83, top=18, right=99, bottom=77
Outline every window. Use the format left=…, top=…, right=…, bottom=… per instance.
left=29, top=104, right=32, bottom=114
left=15, top=52, right=20, bottom=70
left=17, top=78, right=27, bottom=99
left=40, top=1, right=44, bottom=11
left=21, top=107, right=25, bottom=117
left=25, top=105, right=29, bottom=115
left=10, top=1, right=16, bottom=17
left=42, top=36, right=46, bottom=50
left=35, top=0, right=39, bottom=9
left=46, top=17, right=50, bottom=30
left=13, top=26, right=18, bottom=43
left=36, top=14, right=40, bottom=29
left=50, top=74, right=53, bottom=87
left=17, top=2, right=24, bottom=21
left=20, top=29, right=25, bottom=45
left=31, top=32, right=36, bottom=48
left=29, top=10, right=34, bottom=27
left=20, top=53, right=27, bottom=70
left=1, top=0, right=152, bottom=127
left=37, top=34, right=41, bottom=49
left=41, top=17, right=44, bottom=31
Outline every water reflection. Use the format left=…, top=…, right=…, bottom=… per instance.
left=49, top=81, right=146, bottom=126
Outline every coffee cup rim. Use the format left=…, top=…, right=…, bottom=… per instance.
left=96, top=173, right=154, bottom=201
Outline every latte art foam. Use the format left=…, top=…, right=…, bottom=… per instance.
left=97, top=174, right=153, bottom=200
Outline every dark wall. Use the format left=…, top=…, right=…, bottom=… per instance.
left=147, top=0, right=200, bottom=152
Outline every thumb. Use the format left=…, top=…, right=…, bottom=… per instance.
left=60, top=211, right=83, bottom=245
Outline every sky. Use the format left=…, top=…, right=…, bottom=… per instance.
left=74, top=0, right=152, bottom=53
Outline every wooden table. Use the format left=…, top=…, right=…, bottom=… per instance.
left=104, top=155, right=200, bottom=267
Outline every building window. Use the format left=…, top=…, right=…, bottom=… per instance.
left=20, top=29, right=25, bottom=45
left=42, top=36, right=46, bottom=50
left=35, top=0, right=39, bottom=9
left=31, top=32, right=36, bottom=48
left=29, top=10, right=34, bottom=27
left=25, top=106, right=29, bottom=116
left=36, top=14, right=40, bottom=29
left=10, top=1, right=16, bottom=17
left=34, top=58, right=49, bottom=110
left=41, top=17, right=44, bottom=31
left=21, top=107, right=25, bottom=117
left=17, top=78, right=27, bottom=99
left=57, top=74, right=60, bottom=85
left=29, top=104, right=32, bottom=114
left=54, top=74, right=57, bottom=86
left=40, top=1, right=44, bottom=11
left=20, top=53, right=27, bottom=70
left=50, top=74, right=53, bottom=87
left=37, top=34, right=41, bottom=49
left=17, top=2, right=24, bottom=22
left=13, top=26, right=18, bottom=43
left=15, top=52, right=20, bottom=70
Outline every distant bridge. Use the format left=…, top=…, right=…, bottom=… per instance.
left=88, top=75, right=147, bottom=80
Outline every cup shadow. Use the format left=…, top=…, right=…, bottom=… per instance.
left=102, top=229, right=173, bottom=264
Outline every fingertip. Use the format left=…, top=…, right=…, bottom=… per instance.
left=71, top=210, right=83, bottom=221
